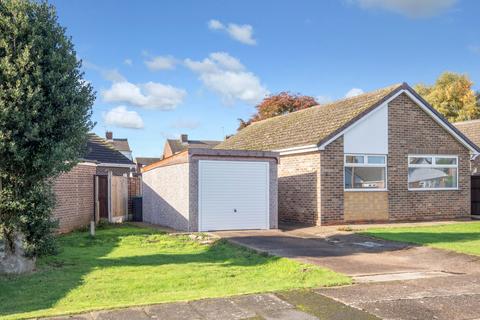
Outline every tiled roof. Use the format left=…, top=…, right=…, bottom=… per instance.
left=83, top=134, right=134, bottom=165
left=453, top=119, right=480, bottom=148
left=166, top=139, right=186, bottom=154
left=167, top=139, right=221, bottom=155
left=135, top=157, right=163, bottom=166
left=110, top=138, right=131, bottom=152
left=215, top=83, right=404, bottom=151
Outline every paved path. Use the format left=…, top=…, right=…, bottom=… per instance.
left=215, top=229, right=480, bottom=320
left=45, top=291, right=378, bottom=320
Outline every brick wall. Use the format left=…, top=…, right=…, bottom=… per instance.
left=277, top=152, right=320, bottom=224
left=52, top=163, right=96, bottom=233
left=344, top=192, right=388, bottom=222
left=319, top=137, right=344, bottom=225
left=388, top=93, right=471, bottom=220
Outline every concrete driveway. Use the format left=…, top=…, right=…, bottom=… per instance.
left=214, top=227, right=480, bottom=320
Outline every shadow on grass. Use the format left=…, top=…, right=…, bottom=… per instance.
left=0, top=224, right=278, bottom=318
left=363, top=231, right=480, bottom=245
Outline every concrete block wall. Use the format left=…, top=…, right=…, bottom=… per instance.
left=142, top=162, right=190, bottom=231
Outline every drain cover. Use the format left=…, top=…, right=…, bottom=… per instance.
left=353, top=241, right=384, bottom=248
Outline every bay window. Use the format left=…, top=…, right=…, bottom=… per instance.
left=408, top=155, right=458, bottom=190
left=344, top=154, right=387, bottom=190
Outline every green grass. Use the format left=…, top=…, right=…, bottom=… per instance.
left=0, top=224, right=350, bottom=320
left=363, top=222, right=480, bottom=256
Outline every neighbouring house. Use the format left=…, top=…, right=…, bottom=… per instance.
left=215, top=83, right=480, bottom=226
left=163, top=134, right=221, bottom=158
left=85, top=133, right=136, bottom=176
left=135, top=157, right=163, bottom=173
left=454, top=119, right=480, bottom=174
left=106, top=131, right=133, bottom=161
left=52, top=133, right=135, bottom=233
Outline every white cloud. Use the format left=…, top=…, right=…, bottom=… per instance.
left=208, top=19, right=224, bottom=30
left=345, top=88, right=364, bottom=98
left=170, top=119, right=201, bottom=129
left=124, top=58, right=133, bottom=66
left=102, top=81, right=186, bottom=110
left=144, top=55, right=177, bottom=71
left=184, top=52, right=268, bottom=105
left=207, top=19, right=256, bottom=45
left=104, top=106, right=144, bottom=129
left=353, top=0, right=457, bottom=18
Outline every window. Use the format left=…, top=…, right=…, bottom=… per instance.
left=408, top=155, right=458, bottom=190
left=344, top=154, right=387, bottom=190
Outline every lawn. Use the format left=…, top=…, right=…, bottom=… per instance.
left=363, top=222, right=480, bottom=256
left=0, top=224, right=349, bottom=320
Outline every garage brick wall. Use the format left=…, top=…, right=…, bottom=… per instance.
left=277, top=152, right=320, bottom=225
left=142, top=162, right=190, bottom=231
left=52, top=163, right=96, bottom=233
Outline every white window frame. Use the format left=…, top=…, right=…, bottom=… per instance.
left=407, top=155, right=459, bottom=191
left=344, top=154, right=388, bottom=192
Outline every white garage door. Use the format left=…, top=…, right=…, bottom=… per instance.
left=198, top=160, right=269, bottom=231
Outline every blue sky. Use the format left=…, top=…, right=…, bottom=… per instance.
left=50, top=0, right=480, bottom=157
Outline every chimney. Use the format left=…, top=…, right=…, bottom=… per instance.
left=180, top=134, right=188, bottom=144
left=106, top=131, right=113, bottom=140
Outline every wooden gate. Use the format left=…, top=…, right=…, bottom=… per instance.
left=111, top=175, right=128, bottom=222
left=95, top=173, right=129, bottom=222
left=97, top=175, right=109, bottom=219
left=471, top=176, right=480, bottom=216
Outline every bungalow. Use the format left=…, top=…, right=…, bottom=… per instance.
left=215, top=83, right=480, bottom=225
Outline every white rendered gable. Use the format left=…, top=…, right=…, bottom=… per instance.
left=343, top=103, right=388, bottom=154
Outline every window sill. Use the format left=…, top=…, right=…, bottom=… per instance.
left=344, top=189, right=388, bottom=192
left=408, top=188, right=459, bottom=191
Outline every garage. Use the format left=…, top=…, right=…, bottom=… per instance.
left=198, top=160, right=270, bottom=231
left=142, top=148, right=278, bottom=232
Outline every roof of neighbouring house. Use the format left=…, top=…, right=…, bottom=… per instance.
left=83, top=134, right=135, bottom=165
left=110, top=138, right=131, bottom=152
left=166, top=138, right=221, bottom=155
left=453, top=119, right=480, bottom=148
left=135, top=157, right=163, bottom=166
left=215, top=83, right=480, bottom=153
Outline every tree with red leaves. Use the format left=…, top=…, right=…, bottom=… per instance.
left=238, top=92, right=318, bottom=130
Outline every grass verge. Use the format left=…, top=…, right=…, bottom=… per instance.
left=0, top=224, right=350, bottom=319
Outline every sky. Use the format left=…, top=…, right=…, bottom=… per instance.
left=50, top=0, right=480, bottom=158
